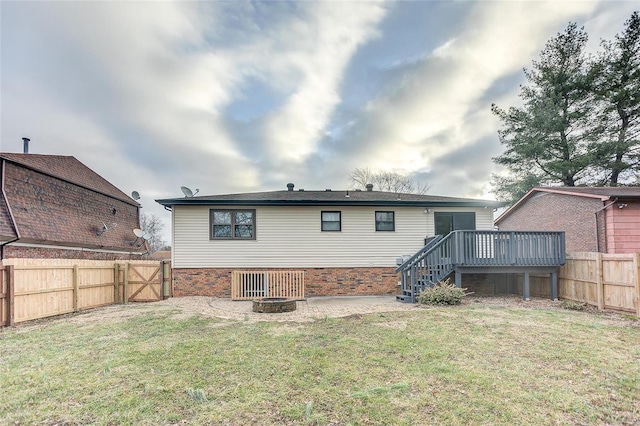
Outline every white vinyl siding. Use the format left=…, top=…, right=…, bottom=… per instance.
left=425, top=207, right=493, bottom=235
left=172, top=205, right=494, bottom=268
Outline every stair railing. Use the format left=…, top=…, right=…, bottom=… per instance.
left=395, top=233, right=455, bottom=302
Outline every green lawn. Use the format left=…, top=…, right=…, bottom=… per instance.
left=1, top=302, right=639, bottom=425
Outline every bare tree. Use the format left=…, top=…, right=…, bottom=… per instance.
left=349, top=167, right=430, bottom=194
left=139, top=212, right=167, bottom=253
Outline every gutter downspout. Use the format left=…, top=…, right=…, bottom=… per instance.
left=0, top=159, right=21, bottom=259
left=594, top=197, right=617, bottom=253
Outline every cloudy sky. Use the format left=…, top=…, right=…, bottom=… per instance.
left=1, top=1, right=638, bottom=242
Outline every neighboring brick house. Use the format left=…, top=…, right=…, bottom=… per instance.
left=0, top=152, right=146, bottom=260
left=156, top=183, right=505, bottom=298
left=495, top=187, right=640, bottom=253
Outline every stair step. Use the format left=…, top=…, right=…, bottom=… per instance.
left=395, top=294, right=414, bottom=303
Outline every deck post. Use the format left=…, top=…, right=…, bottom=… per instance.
left=550, top=271, right=558, bottom=301
left=523, top=271, right=530, bottom=301
left=455, top=270, right=462, bottom=288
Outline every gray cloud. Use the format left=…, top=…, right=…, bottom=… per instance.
left=2, top=1, right=638, bottom=242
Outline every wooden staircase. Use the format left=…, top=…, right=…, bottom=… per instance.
left=396, top=231, right=566, bottom=303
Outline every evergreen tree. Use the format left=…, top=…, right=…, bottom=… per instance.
left=593, top=11, right=640, bottom=185
left=491, top=23, right=599, bottom=201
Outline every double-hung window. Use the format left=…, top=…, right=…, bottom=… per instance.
left=210, top=209, right=256, bottom=240
left=321, top=211, right=341, bottom=232
left=375, top=211, right=395, bottom=231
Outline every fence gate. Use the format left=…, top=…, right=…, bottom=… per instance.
left=121, top=263, right=163, bottom=303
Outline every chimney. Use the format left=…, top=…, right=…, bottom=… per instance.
left=286, top=183, right=294, bottom=191
left=22, top=137, right=30, bottom=154
left=366, top=183, right=374, bottom=192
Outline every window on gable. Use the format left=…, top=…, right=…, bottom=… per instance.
left=210, top=209, right=255, bottom=240
left=321, top=211, right=341, bottom=232
left=375, top=211, right=395, bottom=231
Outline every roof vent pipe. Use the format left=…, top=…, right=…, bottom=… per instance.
left=366, top=183, right=373, bottom=192
left=22, top=137, right=30, bottom=154
left=286, top=183, right=294, bottom=191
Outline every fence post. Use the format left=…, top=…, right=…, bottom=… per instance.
left=114, top=263, right=120, bottom=303
left=72, top=265, right=79, bottom=312
left=124, top=263, right=130, bottom=304
left=162, top=261, right=171, bottom=299
left=6, top=265, right=14, bottom=326
left=596, top=253, right=604, bottom=311
left=634, top=253, right=640, bottom=318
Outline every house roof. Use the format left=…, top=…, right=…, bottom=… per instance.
left=0, top=152, right=143, bottom=252
left=527, top=186, right=640, bottom=199
left=0, top=153, right=138, bottom=206
left=156, top=189, right=506, bottom=208
left=495, top=186, right=640, bottom=225
left=149, top=250, right=171, bottom=260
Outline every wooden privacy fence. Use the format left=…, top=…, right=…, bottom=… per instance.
left=0, top=259, right=170, bottom=326
left=558, top=252, right=640, bottom=316
left=231, top=270, right=305, bottom=300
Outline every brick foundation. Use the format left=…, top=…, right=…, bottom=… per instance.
left=172, top=267, right=399, bottom=298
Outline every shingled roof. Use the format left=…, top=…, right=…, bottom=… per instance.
left=0, top=152, right=142, bottom=251
left=526, top=186, right=640, bottom=199
left=156, top=189, right=506, bottom=208
left=0, top=153, right=138, bottom=205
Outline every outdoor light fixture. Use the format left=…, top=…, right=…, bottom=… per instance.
left=618, top=203, right=628, bottom=209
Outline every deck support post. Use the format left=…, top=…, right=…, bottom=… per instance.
left=550, top=271, right=558, bottom=301
left=523, top=271, right=530, bottom=301
left=455, top=270, right=462, bottom=288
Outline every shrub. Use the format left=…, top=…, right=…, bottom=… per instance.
left=560, top=300, right=587, bottom=311
left=417, top=279, right=467, bottom=306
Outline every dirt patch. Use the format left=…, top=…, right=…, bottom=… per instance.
left=7, top=295, right=639, bottom=330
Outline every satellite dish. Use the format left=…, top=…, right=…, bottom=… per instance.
left=131, top=191, right=140, bottom=200
left=97, top=220, right=112, bottom=236
left=142, top=232, right=152, bottom=240
left=181, top=186, right=193, bottom=197
left=181, top=186, right=200, bottom=197
left=133, top=228, right=144, bottom=238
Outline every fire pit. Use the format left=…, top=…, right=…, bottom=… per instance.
left=252, top=298, right=297, bottom=313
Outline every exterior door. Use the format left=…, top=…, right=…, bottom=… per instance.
left=434, top=212, right=476, bottom=236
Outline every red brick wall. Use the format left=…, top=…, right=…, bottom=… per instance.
left=498, top=193, right=603, bottom=252
left=3, top=245, right=144, bottom=261
left=172, top=267, right=399, bottom=298
left=2, top=162, right=142, bottom=253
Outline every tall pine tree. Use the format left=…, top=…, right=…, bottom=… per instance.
left=491, top=23, right=599, bottom=203
left=593, top=11, right=640, bottom=186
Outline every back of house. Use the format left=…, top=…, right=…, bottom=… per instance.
left=156, top=184, right=504, bottom=298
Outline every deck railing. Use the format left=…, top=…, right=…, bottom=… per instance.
left=396, top=231, right=565, bottom=302
left=451, top=231, right=566, bottom=267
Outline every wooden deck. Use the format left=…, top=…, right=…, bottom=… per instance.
left=396, top=231, right=566, bottom=303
